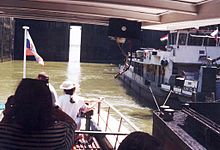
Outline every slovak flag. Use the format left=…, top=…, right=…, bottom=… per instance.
left=26, top=31, right=44, bottom=66
left=160, top=34, right=168, bottom=41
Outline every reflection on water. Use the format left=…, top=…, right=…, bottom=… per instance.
left=0, top=60, right=152, bottom=133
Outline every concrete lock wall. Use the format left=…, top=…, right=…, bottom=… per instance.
left=0, top=17, right=15, bottom=62
left=12, top=19, right=167, bottom=63
left=14, top=19, right=70, bottom=62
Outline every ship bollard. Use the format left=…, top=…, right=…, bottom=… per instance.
left=160, top=105, right=170, bottom=111
left=163, top=108, right=175, bottom=121
left=182, top=103, right=190, bottom=109
left=159, top=105, right=170, bottom=117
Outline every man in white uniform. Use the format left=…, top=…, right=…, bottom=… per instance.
left=56, top=81, right=86, bottom=130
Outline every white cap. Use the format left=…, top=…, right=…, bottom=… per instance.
left=60, top=81, right=75, bottom=90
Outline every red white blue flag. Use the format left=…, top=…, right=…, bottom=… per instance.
left=160, top=34, right=168, bottom=41
left=26, top=31, right=44, bottom=65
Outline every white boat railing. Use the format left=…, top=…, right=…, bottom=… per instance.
left=76, top=98, right=140, bottom=149
left=97, top=99, right=139, bottom=131
left=97, top=98, right=139, bottom=149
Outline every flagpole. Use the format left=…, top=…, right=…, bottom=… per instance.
left=22, top=26, right=29, bottom=78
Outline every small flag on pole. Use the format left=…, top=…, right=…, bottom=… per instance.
left=160, top=34, right=168, bottom=41
left=26, top=31, right=44, bottom=66
left=210, top=28, right=218, bottom=37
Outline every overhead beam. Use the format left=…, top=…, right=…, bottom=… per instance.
left=160, top=0, right=220, bottom=24
left=35, top=0, right=197, bottom=15
left=196, top=0, right=220, bottom=20
left=0, top=7, right=109, bottom=25
left=142, top=1, right=220, bottom=30
left=142, top=18, right=220, bottom=31
left=0, top=0, right=218, bottom=31
left=0, top=0, right=160, bottom=23
left=0, top=12, right=108, bottom=26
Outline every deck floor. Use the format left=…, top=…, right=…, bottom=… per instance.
left=73, top=135, right=101, bottom=150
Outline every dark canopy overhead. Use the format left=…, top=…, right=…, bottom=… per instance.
left=0, top=0, right=219, bottom=30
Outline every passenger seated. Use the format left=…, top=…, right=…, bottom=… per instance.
left=118, top=131, right=163, bottom=150
left=0, top=78, right=76, bottom=150
left=56, top=81, right=90, bottom=130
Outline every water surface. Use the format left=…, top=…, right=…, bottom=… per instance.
left=0, top=60, right=153, bottom=133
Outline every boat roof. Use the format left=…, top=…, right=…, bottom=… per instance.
left=0, top=0, right=220, bottom=31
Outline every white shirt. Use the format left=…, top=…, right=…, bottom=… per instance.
left=56, top=94, right=85, bottom=121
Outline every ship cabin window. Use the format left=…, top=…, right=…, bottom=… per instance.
left=178, top=33, right=187, bottom=45
left=170, top=33, right=177, bottom=45
left=203, top=38, right=217, bottom=46
left=146, top=65, right=156, bottom=82
left=133, top=62, right=143, bottom=76
left=188, top=35, right=203, bottom=46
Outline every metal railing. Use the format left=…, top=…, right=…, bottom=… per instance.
left=94, top=98, right=139, bottom=149
left=75, top=97, right=140, bottom=149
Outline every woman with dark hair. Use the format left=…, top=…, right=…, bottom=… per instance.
left=0, top=78, right=76, bottom=150
left=118, top=131, right=163, bottom=150
left=14, top=78, right=53, bottom=131
left=57, top=80, right=87, bottom=130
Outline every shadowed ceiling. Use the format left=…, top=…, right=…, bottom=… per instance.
left=0, top=0, right=219, bottom=30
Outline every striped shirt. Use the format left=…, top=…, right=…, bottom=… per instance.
left=0, top=121, right=75, bottom=150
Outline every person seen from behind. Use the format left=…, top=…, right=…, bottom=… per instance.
left=0, top=78, right=76, bottom=150
left=56, top=81, right=88, bottom=130
left=118, top=131, right=163, bottom=150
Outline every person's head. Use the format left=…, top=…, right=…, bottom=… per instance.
left=60, top=81, right=76, bottom=95
left=37, top=72, right=49, bottom=83
left=118, top=131, right=163, bottom=150
left=13, top=78, right=53, bottom=132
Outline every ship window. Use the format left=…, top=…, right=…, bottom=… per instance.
left=170, top=33, right=177, bottom=45
left=146, top=65, right=156, bottom=81
left=204, top=38, right=216, bottom=46
left=178, top=33, right=187, bottom=45
left=199, top=50, right=205, bottom=55
left=188, top=35, right=202, bottom=46
left=207, top=38, right=216, bottom=46
left=134, top=62, right=143, bottom=76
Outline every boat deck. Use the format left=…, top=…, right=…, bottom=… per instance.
left=73, top=135, right=101, bottom=150
left=0, top=100, right=138, bottom=150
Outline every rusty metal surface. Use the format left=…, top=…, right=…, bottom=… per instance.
left=153, top=111, right=206, bottom=150
left=154, top=102, right=220, bottom=150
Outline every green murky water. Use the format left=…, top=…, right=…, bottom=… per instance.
left=0, top=60, right=153, bottom=133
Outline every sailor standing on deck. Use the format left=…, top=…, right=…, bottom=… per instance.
left=56, top=81, right=86, bottom=130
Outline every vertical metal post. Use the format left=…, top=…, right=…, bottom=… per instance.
left=105, top=107, right=110, bottom=132
left=114, top=117, right=123, bottom=149
left=212, top=92, right=215, bottom=102
left=22, top=26, right=29, bottom=78
left=1, top=20, right=3, bottom=62
left=85, top=115, right=91, bottom=131
left=97, top=101, right=101, bottom=126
